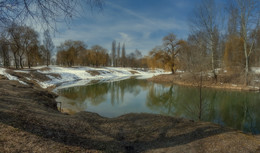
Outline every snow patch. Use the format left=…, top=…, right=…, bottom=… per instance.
left=0, top=68, right=27, bottom=85
left=251, top=67, right=260, bottom=74
left=0, top=66, right=169, bottom=89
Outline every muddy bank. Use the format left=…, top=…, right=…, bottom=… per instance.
left=149, top=74, right=260, bottom=91
left=0, top=77, right=259, bottom=152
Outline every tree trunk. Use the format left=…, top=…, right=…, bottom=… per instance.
left=28, top=57, right=31, bottom=69
left=171, top=63, right=175, bottom=74
left=199, top=72, right=202, bottom=120
left=245, top=56, right=249, bottom=85
left=210, top=34, right=217, bottom=82
left=13, top=53, right=18, bottom=69
left=19, top=56, right=23, bottom=69
left=46, top=52, right=50, bottom=67
left=244, top=36, right=249, bottom=85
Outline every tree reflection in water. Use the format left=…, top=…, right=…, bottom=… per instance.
left=146, top=85, right=260, bottom=134
left=146, top=85, right=210, bottom=120
left=57, top=78, right=260, bottom=134
left=57, top=78, right=149, bottom=113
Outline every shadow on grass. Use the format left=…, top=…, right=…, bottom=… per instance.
left=0, top=109, right=229, bottom=153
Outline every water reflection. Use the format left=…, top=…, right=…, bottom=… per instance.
left=56, top=78, right=150, bottom=114
left=57, top=78, right=260, bottom=134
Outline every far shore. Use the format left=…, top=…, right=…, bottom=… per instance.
left=149, top=73, right=260, bottom=92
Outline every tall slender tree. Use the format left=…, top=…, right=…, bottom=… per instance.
left=111, top=40, right=116, bottom=67
left=117, top=42, right=121, bottom=67
left=23, top=27, right=39, bottom=68
left=191, top=0, right=220, bottom=81
left=43, top=30, right=54, bottom=67
left=232, top=0, right=260, bottom=84
left=162, top=33, right=182, bottom=74
left=122, top=43, right=126, bottom=67
left=0, top=34, right=10, bottom=67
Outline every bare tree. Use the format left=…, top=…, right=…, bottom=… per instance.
left=227, top=4, right=239, bottom=36
left=117, top=42, right=120, bottom=67
left=7, top=24, right=23, bottom=69
left=185, top=34, right=211, bottom=120
left=56, top=40, right=87, bottom=67
left=91, top=45, right=108, bottom=67
left=162, top=33, right=181, bottom=74
left=232, top=0, right=260, bottom=84
left=0, top=0, right=103, bottom=29
left=122, top=43, right=126, bottom=67
left=111, top=40, right=116, bottom=67
left=43, top=30, right=54, bottom=67
left=191, top=0, right=220, bottom=81
left=0, top=34, right=10, bottom=67
left=23, top=27, right=39, bottom=68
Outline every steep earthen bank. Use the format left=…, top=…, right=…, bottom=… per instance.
left=0, top=75, right=259, bottom=152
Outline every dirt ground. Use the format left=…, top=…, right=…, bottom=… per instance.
left=0, top=74, right=260, bottom=152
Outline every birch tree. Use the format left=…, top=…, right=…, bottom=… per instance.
left=233, top=0, right=260, bottom=84
left=191, top=0, right=220, bottom=81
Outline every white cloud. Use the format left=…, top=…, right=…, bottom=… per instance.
left=50, top=1, right=190, bottom=55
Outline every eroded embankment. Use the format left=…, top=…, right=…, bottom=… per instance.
left=0, top=76, right=260, bottom=153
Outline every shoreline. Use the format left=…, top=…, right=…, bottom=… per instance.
left=0, top=69, right=260, bottom=152
left=149, top=74, right=260, bottom=92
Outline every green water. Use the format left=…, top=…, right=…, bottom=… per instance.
left=56, top=78, right=260, bottom=134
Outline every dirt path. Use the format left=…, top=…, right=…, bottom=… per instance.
left=0, top=77, right=259, bottom=152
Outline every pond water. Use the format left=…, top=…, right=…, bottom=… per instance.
left=56, top=78, right=260, bottom=134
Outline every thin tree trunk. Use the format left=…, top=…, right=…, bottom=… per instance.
left=13, top=52, right=18, bottom=69
left=210, top=35, right=217, bottom=82
left=171, top=63, right=175, bottom=74
left=28, top=57, right=31, bottom=69
left=199, top=72, right=202, bottom=120
left=19, top=56, right=23, bottom=69
left=244, top=36, right=249, bottom=85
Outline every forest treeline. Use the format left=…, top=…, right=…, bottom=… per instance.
left=0, top=24, right=146, bottom=68
left=0, top=0, right=260, bottom=85
left=0, top=24, right=53, bottom=69
left=56, top=40, right=147, bottom=68
left=147, top=0, right=260, bottom=85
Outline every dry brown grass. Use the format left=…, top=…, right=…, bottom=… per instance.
left=129, top=70, right=139, bottom=74
left=149, top=72, right=260, bottom=91
left=0, top=78, right=259, bottom=152
left=4, top=69, right=57, bottom=89
left=86, top=70, right=100, bottom=76
left=0, top=74, right=7, bottom=80
left=38, top=67, right=51, bottom=72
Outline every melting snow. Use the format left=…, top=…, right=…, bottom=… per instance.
left=0, top=66, right=170, bottom=89
left=0, top=68, right=27, bottom=85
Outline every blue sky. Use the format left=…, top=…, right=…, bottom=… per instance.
left=51, top=0, right=219, bottom=55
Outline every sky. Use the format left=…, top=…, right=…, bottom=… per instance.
left=50, top=0, right=214, bottom=55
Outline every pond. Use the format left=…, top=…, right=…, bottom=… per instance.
left=56, top=78, right=260, bottom=134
